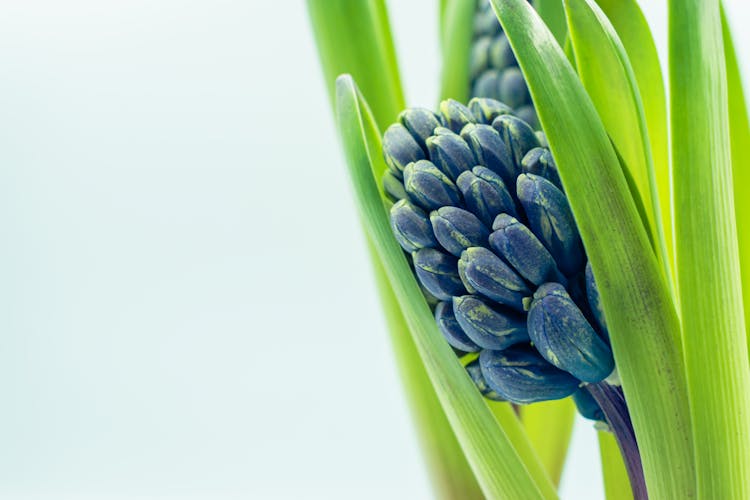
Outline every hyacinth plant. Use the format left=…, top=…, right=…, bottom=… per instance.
left=307, top=0, right=750, bottom=499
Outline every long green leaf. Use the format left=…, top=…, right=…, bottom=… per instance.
left=370, top=256, right=483, bottom=499
left=439, top=0, right=476, bottom=101
left=489, top=1, right=695, bottom=497
left=669, top=0, right=750, bottom=497
left=336, top=74, right=557, bottom=500
left=519, top=399, right=575, bottom=486
left=722, top=4, right=750, bottom=350
left=534, top=0, right=568, bottom=46
left=307, top=0, right=404, bottom=128
left=565, top=0, right=671, bottom=286
left=595, top=0, right=672, bottom=279
left=307, top=3, right=483, bottom=497
left=598, top=431, right=633, bottom=500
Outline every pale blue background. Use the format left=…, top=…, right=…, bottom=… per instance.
left=0, top=1, right=746, bottom=499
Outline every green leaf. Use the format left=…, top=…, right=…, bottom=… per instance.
left=594, top=0, right=672, bottom=279
left=336, top=74, right=557, bottom=500
left=722, top=4, right=750, bottom=350
left=669, top=0, right=750, bottom=497
left=370, top=257, right=483, bottom=499
left=489, top=1, right=695, bottom=497
left=565, top=0, right=671, bottom=286
left=439, top=0, right=476, bottom=102
left=307, top=0, right=404, bottom=128
left=519, top=399, right=575, bottom=486
left=598, top=431, right=633, bottom=500
left=307, top=4, right=483, bottom=497
left=534, top=0, right=568, bottom=46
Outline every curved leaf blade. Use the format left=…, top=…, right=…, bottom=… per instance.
left=669, top=0, right=750, bottom=497
left=722, top=4, right=750, bottom=351
left=489, top=1, right=695, bottom=497
left=336, top=74, right=557, bottom=500
left=565, top=0, right=671, bottom=287
left=595, top=0, right=672, bottom=280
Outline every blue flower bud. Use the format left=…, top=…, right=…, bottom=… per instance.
left=468, top=97, right=514, bottom=125
left=514, top=105, right=539, bottom=131
left=517, top=173, right=585, bottom=276
left=527, top=283, right=615, bottom=383
left=492, top=114, right=541, bottom=168
left=489, top=33, right=516, bottom=69
left=426, top=129, right=475, bottom=181
left=498, top=67, right=530, bottom=109
left=489, top=214, right=566, bottom=287
left=456, top=166, right=517, bottom=227
left=383, top=123, right=425, bottom=179
left=399, top=108, right=441, bottom=150
left=403, top=160, right=462, bottom=211
left=382, top=170, right=408, bottom=202
left=466, top=359, right=505, bottom=401
left=573, top=388, right=605, bottom=421
left=389, top=199, right=438, bottom=253
left=469, top=36, right=492, bottom=80
left=473, top=4, right=499, bottom=38
left=435, top=301, right=480, bottom=352
left=479, top=345, right=580, bottom=404
left=536, top=131, right=549, bottom=148
left=461, top=123, right=516, bottom=187
left=439, top=99, right=477, bottom=134
left=585, top=261, right=609, bottom=339
left=412, top=248, right=466, bottom=301
left=430, top=206, right=490, bottom=257
left=459, top=247, right=530, bottom=312
left=452, top=295, right=528, bottom=350
left=472, top=70, right=501, bottom=101
left=521, top=147, right=562, bottom=190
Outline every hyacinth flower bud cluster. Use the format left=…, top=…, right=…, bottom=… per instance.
left=470, top=1, right=537, bottom=129
left=382, top=97, right=615, bottom=417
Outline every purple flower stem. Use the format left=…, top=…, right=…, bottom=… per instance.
left=586, top=382, right=648, bottom=500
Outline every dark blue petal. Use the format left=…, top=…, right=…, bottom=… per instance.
left=466, top=359, right=505, bottom=401
left=527, top=283, right=615, bottom=383
left=389, top=199, right=438, bottom=252
left=468, top=97, right=514, bottom=125
left=514, top=105, right=539, bottom=131
left=479, top=345, right=580, bottom=404
left=382, top=123, right=425, bottom=179
left=435, top=301, right=480, bottom=352
left=403, top=160, right=462, bottom=211
left=399, top=108, right=442, bottom=151
left=461, top=123, right=516, bottom=187
left=498, top=67, right=531, bottom=109
left=412, top=248, right=466, bottom=301
left=489, top=32, right=516, bottom=69
left=472, top=70, right=502, bottom=101
left=439, top=99, right=477, bottom=134
left=517, top=173, right=585, bottom=276
left=459, top=247, right=530, bottom=312
left=456, top=166, right=517, bottom=227
left=521, top=147, right=562, bottom=190
left=573, top=388, right=605, bottom=421
left=489, top=214, right=565, bottom=287
left=426, top=129, right=475, bottom=181
left=492, top=114, right=541, bottom=169
left=430, top=206, right=490, bottom=257
left=469, top=36, right=492, bottom=81
left=452, top=295, right=528, bottom=350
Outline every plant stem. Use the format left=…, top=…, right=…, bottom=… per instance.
left=586, top=383, right=647, bottom=500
